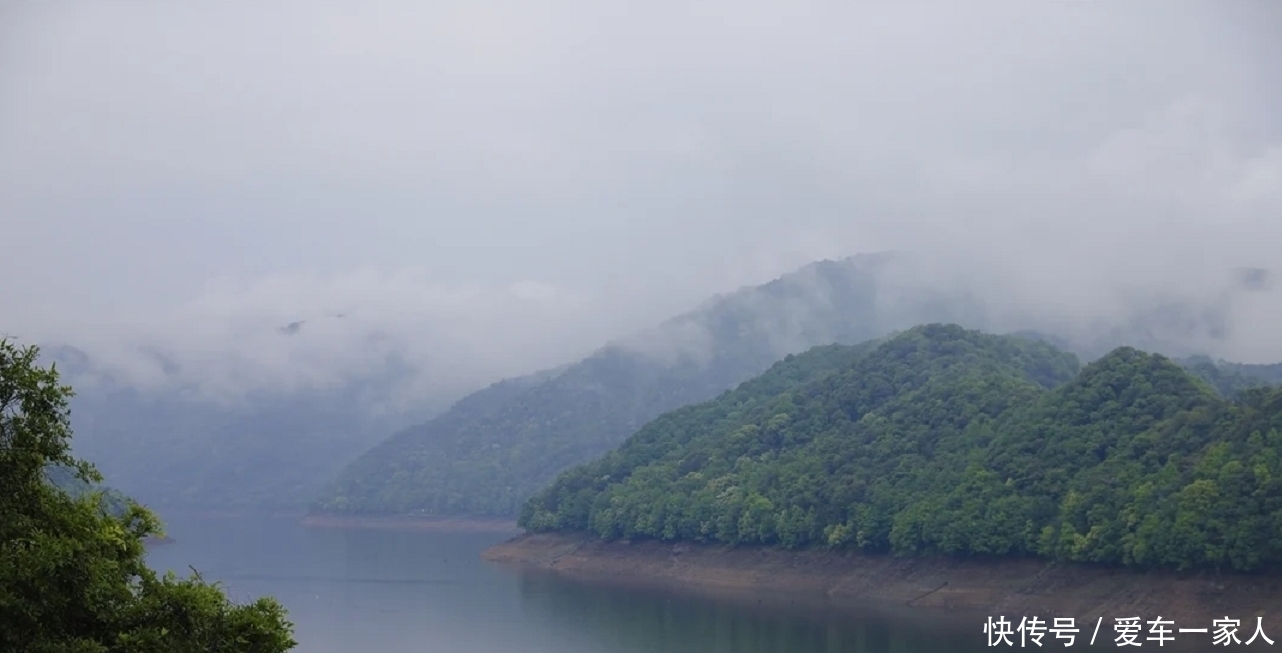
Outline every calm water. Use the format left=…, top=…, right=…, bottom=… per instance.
left=143, top=515, right=1000, bottom=653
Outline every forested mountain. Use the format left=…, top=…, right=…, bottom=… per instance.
left=315, top=253, right=1279, bottom=519
left=31, top=251, right=1266, bottom=515
left=1178, top=355, right=1282, bottom=398
left=312, top=254, right=996, bottom=517
left=522, top=325, right=1282, bottom=572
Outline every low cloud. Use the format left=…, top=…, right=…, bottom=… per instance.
left=28, top=271, right=615, bottom=411
left=2, top=1, right=1280, bottom=408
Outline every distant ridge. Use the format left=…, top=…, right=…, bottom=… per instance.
left=311, top=253, right=975, bottom=517
left=313, top=253, right=1282, bottom=520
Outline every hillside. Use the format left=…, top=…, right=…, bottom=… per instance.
left=33, top=251, right=1264, bottom=515
left=315, top=252, right=1280, bottom=520
left=311, top=254, right=998, bottom=517
left=1178, top=355, right=1282, bottom=398
left=521, top=325, right=1282, bottom=572
left=48, top=347, right=447, bottom=511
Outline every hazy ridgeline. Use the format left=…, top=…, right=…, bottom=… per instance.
left=5, top=3, right=1282, bottom=652
left=39, top=253, right=1281, bottom=517
left=5, top=2, right=1279, bottom=520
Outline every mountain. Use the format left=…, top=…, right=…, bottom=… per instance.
left=1011, top=332, right=1282, bottom=398
left=316, top=252, right=1279, bottom=519
left=44, top=346, right=448, bottom=512
left=1177, top=355, right=1282, bottom=398
left=522, top=325, right=1282, bottom=572
left=311, top=254, right=1015, bottom=518
left=39, top=252, right=1270, bottom=514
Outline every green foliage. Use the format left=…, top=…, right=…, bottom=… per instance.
left=0, top=338, right=297, bottom=653
left=521, top=324, right=1282, bottom=572
left=315, top=253, right=1282, bottom=521
left=313, top=257, right=923, bottom=518
left=45, top=464, right=132, bottom=517
left=1178, top=355, right=1282, bottom=398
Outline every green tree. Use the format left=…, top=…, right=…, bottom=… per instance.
left=0, top=338, right=297, bottom=653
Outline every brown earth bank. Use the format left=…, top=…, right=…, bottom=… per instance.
left=483, top=532, right=1282, bottom=628
left=301, top=512, right=520, bottom=533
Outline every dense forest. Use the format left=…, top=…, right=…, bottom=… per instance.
left=521, top=324, right=1282, bottom=572
left=1177, top=355, right=1282, bottom=398
left=311, top=254, right=992, bottom=517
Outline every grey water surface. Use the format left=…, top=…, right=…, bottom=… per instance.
left=144, top=515, right=1007, bottom=653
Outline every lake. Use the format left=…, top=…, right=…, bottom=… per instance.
left=144, top=514, right=1000, bottom=652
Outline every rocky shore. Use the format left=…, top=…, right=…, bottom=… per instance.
left=483, top=532, right=1282, bottom=626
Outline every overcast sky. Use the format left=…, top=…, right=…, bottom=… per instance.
left=2, top=1, right=1280, bottom=398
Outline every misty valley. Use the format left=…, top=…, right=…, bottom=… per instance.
left=8, top=253, right=1282, bottom=652
left=6, top=3, right=1282, bottom=652
left=55, top=255, right=1282, bottom=519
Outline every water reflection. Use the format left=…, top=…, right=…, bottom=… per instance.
left=149, top=515, right=1190, bottom=653
left=513, top=569, right=991, bottom=653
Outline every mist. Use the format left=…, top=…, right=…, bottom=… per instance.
left=3, top=0, right=1280, bottom=405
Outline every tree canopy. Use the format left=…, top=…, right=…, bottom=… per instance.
left=0, top=338, right=297, bottom=653
left=521, top=324, right=1282, bottom=572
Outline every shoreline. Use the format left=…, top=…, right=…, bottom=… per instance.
left=150, top=508, right=307, bottom=520
left=482, top=532, right=1282, bottom=625
left=301, top=512, right=520, bottom=533
left=131, top=507, right=522, bottom=534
